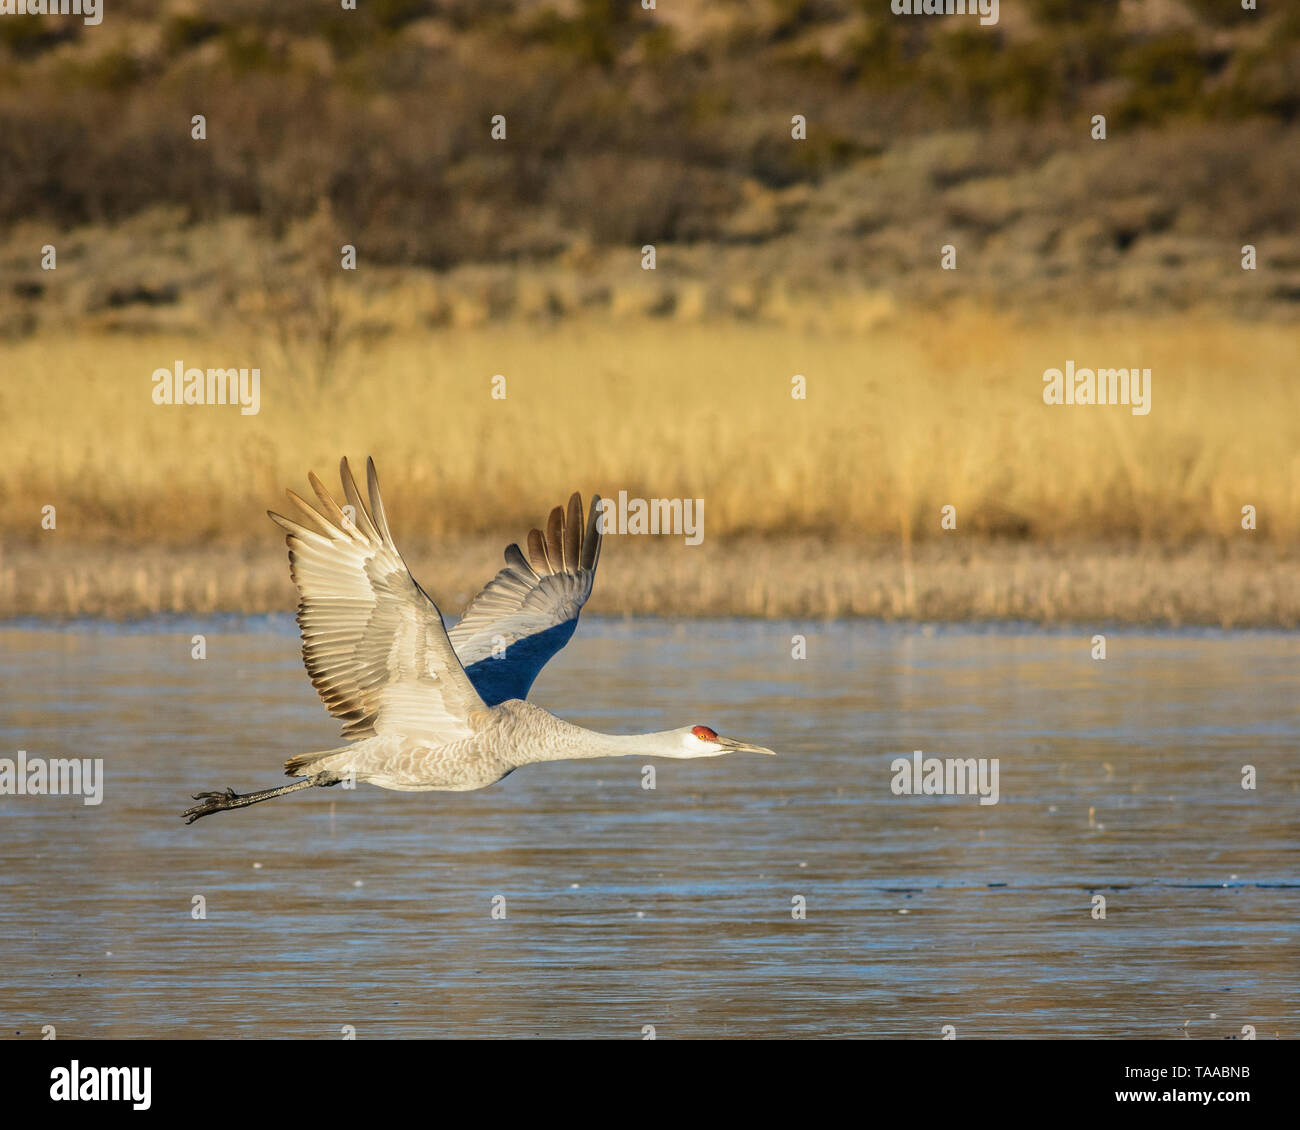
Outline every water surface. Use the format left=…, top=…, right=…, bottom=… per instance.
left=1, top=618, right=1296, bottom=1038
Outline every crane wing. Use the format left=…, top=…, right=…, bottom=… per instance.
left=449, top=492, right=603, bottom=705
left=268, top=457, right=486, bottom=743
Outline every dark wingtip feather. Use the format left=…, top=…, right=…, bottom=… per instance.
left=527, top=527, right=552, bottom=574
left=582, top=494, right=603, bottom=571
left=545, top=506, right=565, bottom=571
left=504, top=542, right=538, bottom=578
left=565, top=493, right=582, bottom=572
left=365, top=459, right=384, bottom=525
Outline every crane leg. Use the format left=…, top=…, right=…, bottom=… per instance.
left=181, top=772, right=340, bottom=824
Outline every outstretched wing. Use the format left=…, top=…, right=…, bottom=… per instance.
left=449, top=492, right=603, bottom=706
left=268, top=457, right=486, bottom=743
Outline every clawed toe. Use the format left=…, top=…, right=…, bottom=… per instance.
left=182, top=786, right=242, bottom=824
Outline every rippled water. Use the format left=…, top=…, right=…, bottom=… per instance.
left=1, top=617, right=1296, bottom=1039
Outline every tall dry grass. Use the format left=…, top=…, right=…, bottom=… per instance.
left=3, top=538, right=1295, bottom=626
left=2, top=309, right=1297, bottom=549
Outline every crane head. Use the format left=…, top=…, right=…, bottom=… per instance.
left=668, top=723, right=776, bottom=758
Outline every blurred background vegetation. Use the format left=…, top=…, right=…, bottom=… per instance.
left=2, top=0, right=1298, bottom=335
left=1, top=1, right=1297, bottom=621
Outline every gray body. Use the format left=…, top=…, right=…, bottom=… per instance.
left=302, top=700, right=694, bottom=791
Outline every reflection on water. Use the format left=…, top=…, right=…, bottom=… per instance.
left=0, top=617, right=1296, bottom=1038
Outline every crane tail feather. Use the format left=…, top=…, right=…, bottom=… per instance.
left=284, top=747, right=352, bottom=778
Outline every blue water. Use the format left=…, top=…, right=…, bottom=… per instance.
left=0, top=618, right=1296, bottom=1038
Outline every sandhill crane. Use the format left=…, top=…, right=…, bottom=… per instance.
left=182, top=458, right=774, bottom=823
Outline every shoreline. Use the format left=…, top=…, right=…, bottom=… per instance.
left=3, top=538, right=1294, bottom=629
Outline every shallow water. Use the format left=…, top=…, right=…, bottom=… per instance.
left=1, top=617, right=1296, bottom=1039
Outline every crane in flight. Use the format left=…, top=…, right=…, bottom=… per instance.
left=183, top=457, right=774, bottom=823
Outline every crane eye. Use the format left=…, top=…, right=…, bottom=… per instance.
left=692, top=725, right=718, bottom=741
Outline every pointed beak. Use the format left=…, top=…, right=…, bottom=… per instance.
left=717, top=736, right=777, bottom=756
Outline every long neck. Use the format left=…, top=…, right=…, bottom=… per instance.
left=503, top=705, right=680, bottom=767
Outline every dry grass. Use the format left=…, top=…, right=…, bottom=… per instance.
left=2, top=539, right=1295, bottom=628
left=2, top=310, right=1297, bottom=551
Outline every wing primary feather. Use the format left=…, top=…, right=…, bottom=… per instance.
left=504, top=543, right=538, bottom=578
left=271, top=516, right=335, bottom=550
left=366, top=457, right=396, bottom=547
left=300, top=479, right=361, bottom=542
left=582, top=493, right=603, bottom=571
left=283, top=490, right=339, bottom=539
left=565, top=493, right=582, bottom=572
left=527, top=528, right=552, bottom=574
left=268, top=509, right=305, bottom=537
left=338, top=457, right=382, bottom=542
left=545, top=506, right=565, bottom=571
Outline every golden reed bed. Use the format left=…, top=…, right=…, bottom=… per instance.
left=3, top=309, right=1295, bottom=624
left=1, top=538, right=1296, bottom=627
